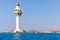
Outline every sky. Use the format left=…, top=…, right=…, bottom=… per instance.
left=0, top=0, right=60, bottom=32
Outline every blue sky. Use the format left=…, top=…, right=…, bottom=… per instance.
left=0, top=0, right=60, bottom=32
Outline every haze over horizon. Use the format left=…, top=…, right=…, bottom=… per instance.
left=0, top=0, right=60, bottom=32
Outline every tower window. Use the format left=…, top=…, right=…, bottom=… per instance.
left=18, top=13, right=20, bottom=15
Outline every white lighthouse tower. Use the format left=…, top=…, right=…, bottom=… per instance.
left=13, top=3, right=23, bottom=33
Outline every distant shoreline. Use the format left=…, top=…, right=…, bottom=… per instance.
left=0, top=32, right=60, bottom=34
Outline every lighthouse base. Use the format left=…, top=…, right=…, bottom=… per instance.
left=13, top=29, right=23, bottom=33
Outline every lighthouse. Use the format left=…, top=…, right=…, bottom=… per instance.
left=13, top=3, right=23, bottom=33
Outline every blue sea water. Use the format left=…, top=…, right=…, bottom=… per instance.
left=0, top=33, right=60, bottom=40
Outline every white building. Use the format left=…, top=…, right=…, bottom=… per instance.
left=13, top=2, right=23, bottom=33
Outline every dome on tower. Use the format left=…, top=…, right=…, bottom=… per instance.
left=16, top=2, right=20, bottom=6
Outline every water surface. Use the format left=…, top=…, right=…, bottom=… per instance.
left=0, top=33, right=60, bottom=40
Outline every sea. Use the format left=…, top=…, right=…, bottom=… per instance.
left=0, top=33, right=60, bottom=40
